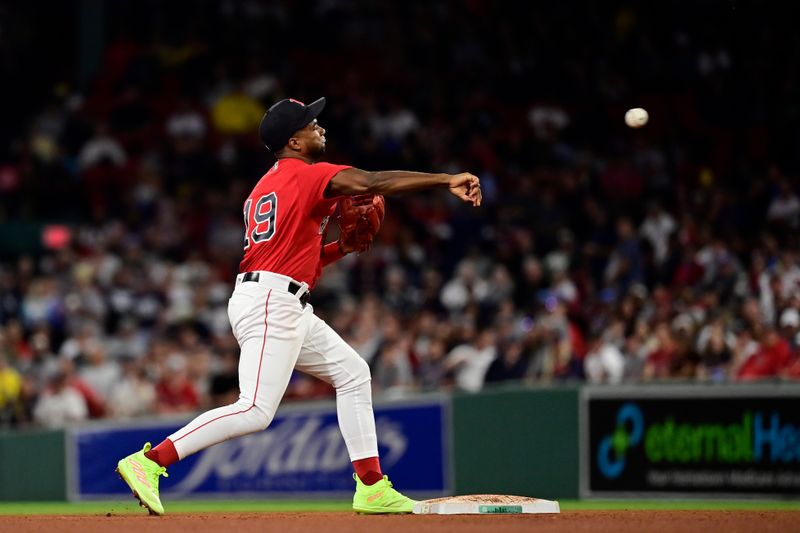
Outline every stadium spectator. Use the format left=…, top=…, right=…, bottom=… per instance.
left=485, top=339, right=531, bottom=384
left=78, top=340, right=121, bottom=403
left=60, top=357, right=106, bottom=418
left=584, top=334, right=625, bottom=385
left=208, top=348, right=239, bottom=407
left=640, top=202, right=677, bottom=267
left=0, top=355, right=22, bottom=426
left=3, top=0, right=800, bottom=429
left=443, top=329, right=497, bottom=393
left=643, top=322, right=678, bottom=380
left=210, top=83, right=265, bottom=136
left=108, top=357, right=156, bottom=419
left=33, top=369, right=88, bottom=428
left=373, top=339, right=415, bottom=397
left=736, top=328, right=792, bottom=380
left=155, top=353, right=200, bottom=414
left=766, top=180, right=800, bottom=229
left=696, top=320, right=733, bottom=382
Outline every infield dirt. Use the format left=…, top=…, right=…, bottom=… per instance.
left=2, top=510, right=799, bottom=533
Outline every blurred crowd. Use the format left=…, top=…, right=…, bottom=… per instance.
left=2, top=1, right=800, bottom=428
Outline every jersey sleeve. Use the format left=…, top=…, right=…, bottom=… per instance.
left=302, top=162, right=352, bottom=212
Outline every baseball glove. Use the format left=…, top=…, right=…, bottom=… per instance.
left=337, top=194, right=385, bottom=253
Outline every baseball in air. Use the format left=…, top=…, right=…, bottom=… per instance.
left=625, top=107, right=649, bottom=128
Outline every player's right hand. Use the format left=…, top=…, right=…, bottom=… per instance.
left=448, top=173, right=482, bottom=207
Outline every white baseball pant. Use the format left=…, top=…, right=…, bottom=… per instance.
left=167, top=271, right=378, bottom=462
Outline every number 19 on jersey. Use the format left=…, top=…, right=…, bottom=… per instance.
left=243, top=192, right=278, bottom=249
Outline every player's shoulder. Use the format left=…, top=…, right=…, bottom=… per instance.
left=260, top=159, right=301, bottom=182
left=251, top=159, right=305, bottom=197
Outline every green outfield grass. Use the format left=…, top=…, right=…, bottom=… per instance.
left=0, top=499, right=798, bottom=515
left=561, top=500, right=800, bottom=511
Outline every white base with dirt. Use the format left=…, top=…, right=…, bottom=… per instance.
left=412, top=494, right=561, bottom=515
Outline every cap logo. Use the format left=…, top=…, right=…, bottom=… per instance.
left=289, top=98, right=305, bottom=106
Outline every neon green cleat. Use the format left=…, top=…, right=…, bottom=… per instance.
left=352, top=474, right=417, bottom=514
left=115, top=442, right=169, bottom=516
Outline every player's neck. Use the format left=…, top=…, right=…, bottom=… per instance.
left=277, top=153, right=316, bottom=165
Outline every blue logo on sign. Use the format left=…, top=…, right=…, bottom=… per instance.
left=597, top=402, right=644, bottom=479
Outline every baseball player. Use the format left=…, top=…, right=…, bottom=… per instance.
left=116, top=97, right=482, bottom=515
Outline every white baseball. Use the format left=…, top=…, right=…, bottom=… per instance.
left=625, top=108, right=649, bottom=128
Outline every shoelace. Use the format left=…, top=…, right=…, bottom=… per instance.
left=150, top=467, right=169, bottom=494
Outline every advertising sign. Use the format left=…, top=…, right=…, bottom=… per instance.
left=583, top=386, right=800, bottom=496
left=71, top=396, right=450, bottom=499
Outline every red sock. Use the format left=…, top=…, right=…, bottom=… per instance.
left=353, top=456, right=383, bottom=486
left=144, top=439, right=179, bottom=468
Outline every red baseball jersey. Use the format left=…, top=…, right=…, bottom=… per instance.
left=239, top=158, right=351, bottom=288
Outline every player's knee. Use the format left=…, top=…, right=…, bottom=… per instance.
left=250, top=404, right=275, bottom=431
left=231, top=396, right=274, bottom=432
left=333, top=356, right=371, bottom=392
left=348, top=355, right=371, bottom=387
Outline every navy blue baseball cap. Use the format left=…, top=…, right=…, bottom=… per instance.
left=258, top=97, right=326, bottom=151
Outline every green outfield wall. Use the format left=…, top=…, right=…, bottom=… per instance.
left=4, top=384, right=795, bottom=501
left=0, top=429, right=66, bottom=500
left=451, top=385, right=581, bottom=499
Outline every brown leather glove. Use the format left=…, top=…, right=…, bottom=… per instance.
left=336, top=194, right=385, bottom=253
